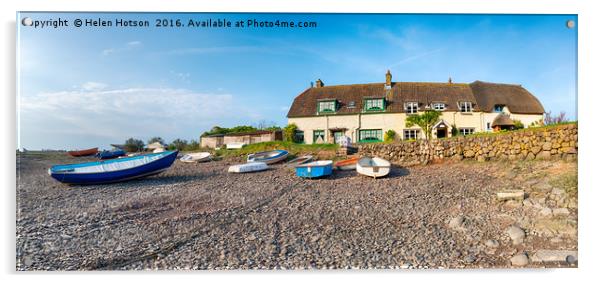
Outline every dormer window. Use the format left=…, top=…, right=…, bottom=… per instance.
left=458, top=101, right=473, bottom=112
left=347, top=101, right=356, bottom=108
left=494, top=104, right=505, bottom=113
left=405, top=102, right=419, bottom=114
left=432, top=102, right=446, bottom=111
left=318, top=100, right=336, bottom=113
left=364, top=98, right=385, bottom=111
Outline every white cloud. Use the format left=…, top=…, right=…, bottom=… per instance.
left=19, top=87, right=263, bottom=149
left=102, top=41, right=142, bottom=56
left=127, top=41, right=142, bottom=47
left=81, top=81, right=108, bottom=91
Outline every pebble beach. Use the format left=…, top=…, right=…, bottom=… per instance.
left=16, top=152, right=578, bottom=270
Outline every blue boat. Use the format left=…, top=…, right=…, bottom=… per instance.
left=295, top=160, right=333, bottom=178
left=96, top=149, right=126, bottom=159
left=48, top=151, right=178, bottom=185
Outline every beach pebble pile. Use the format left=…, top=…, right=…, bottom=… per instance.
left=16, top=153, right=577, bottom=270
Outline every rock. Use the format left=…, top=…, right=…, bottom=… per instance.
left=448, top=216, right=465, bottom=230
left=530, top=146, right=541, bottom=154
left=530, top=250, right=577, bottom=263
left=542, top=142, right=552, bottom=151
left=510, top=253, right=529, bottom=267
left=506, top=226, right=526, bottom=245
left=536, top=151, right=551, bottom=160
left=485, top=239, right=500, bottom=248
left=497, top=191, right=525, bottom=201
left=464, top=150, right=475, bottom=158
left=552, top=208, right=570, bottom=216
left=464, top=254, right=476, bottom=263
left=539, top=207, right=552, bottom=216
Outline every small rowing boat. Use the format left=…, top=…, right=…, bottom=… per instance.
left=226, top=142, right=245, bottom=149
left=48, top=151, right=178, bottom=185
left=180, top=152, right=212, bottom=163
left=334, top=157, right=360, bottom=170
left=295, top=160, right=333, bottom=178
left=247, top=150, right=289, bottom=164
left=228, top=162, right=268, bottom=173
left=67, top=147, right=98, bottom=157
left=356, top=157, right=391, bottom=178
left=97, top=149, right=126, bottom=160
left=286, top=155, right=313, bottom=167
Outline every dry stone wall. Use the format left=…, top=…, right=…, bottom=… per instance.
left=358, top=124, right=577, bottom=166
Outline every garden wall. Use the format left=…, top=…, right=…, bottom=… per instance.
left=357, top=124, right=577, bottom=166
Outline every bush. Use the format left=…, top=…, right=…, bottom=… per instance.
left=186, top=139, right=200, bottom=151
left=283, top=123, right=298, bottom=142
left=384, top=129, right=397, bottom=142
left=124, top=138, right=145, bottom=152
left=451, top=124, right=459, bottom=137
left=147, top=136, right=165, bottom=145
left=513, top=119, right=525, bottom=129
left=544, top=111, right=569, bottom=125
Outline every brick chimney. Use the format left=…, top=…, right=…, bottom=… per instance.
left=385, top=70, right=392, bottom=87
left=315, top=79, right=324, bottom=88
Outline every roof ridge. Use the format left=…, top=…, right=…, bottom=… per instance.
left=317, top=81, right=470, bottom=88
left=472, top=80, right=522, bottom=87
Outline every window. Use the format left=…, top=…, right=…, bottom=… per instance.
left=318, top=100, right=336, bottom=113
left=403, top=129, right=420, bottom=140
left=405, top=102, right=419, bottom=114
left=364, top=98, right=385, bottom=111
left=347, top=101, right=356, bottom=108
left=459, top=128, right=475, bottom=136
left=294, top=131, right=305, bottom=144
left=432, top=102, right=446, bottom=111
left=458, top=101, right=473, bottom=112
left=313, top=130, right=325, bottom=143
left=359, top=129, right=382, bottom=142
left=494, top=104, right=505, bottom=113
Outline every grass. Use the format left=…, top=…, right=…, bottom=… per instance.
left=209, top=141, right=339, bottom=158
left=550, top=170, right=578, bottom=198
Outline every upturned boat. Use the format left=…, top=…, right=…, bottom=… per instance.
left=67, top=147, right=98, bottom=157
left=226, top=142, right=245, bottom=149
left=228, top=162, right=268, bottom=173
left=247, top=150, right=289, bottom=164
left=334, top=157, right=360, bottom=170
left=180, top=152, right=212, bottom=163
left=356, top=157, right=391, bottom=178
left=48, top=151, right=178, bottom=185
left=295, top=160, right=333, bottom=178
left=97, top=149, right=126, bottom=159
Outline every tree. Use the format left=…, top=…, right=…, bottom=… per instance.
left=147, top=136, right=165, bottom=145
left=283, top=123, right=298, bottom=142
left=544, top=111, right=568, bottom=125
left=451, top=124, right=459, bottom=137
left=170, top=138, right=189, bottom=151
left=124, top=138, right=145, bottom=152
left=186, top=139, right=200, bottom=151
left=405, top=110, right=442, bottom=140
left=384, top=129, right=397, bottom=142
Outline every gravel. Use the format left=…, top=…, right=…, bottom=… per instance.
left=16, top=153, right=577, bottom=270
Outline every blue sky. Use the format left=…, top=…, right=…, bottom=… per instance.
left=18, top=13, right=577, bottom=150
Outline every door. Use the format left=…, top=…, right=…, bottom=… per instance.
left=437, top=128, right=447, bottom=138
left=333, top=131, right=344, bottom=144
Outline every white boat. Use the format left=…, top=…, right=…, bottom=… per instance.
left=356, top=157, right=391, bottom=178
left=226, top=142, right=246, bottom=149
left=180, top=152, right=212, bottom=163
left=228, top=162, right=268, bottom=173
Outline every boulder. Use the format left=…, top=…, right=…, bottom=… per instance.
left=530, top=250, right=577, bottom=263
left=506, top=226, right=526, bottom=245
left=510, top=253, right=529, bottom=267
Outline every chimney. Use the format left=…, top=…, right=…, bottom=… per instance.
left=315, top=79, right=324, bottom=88
left=448, top=77, right=452, bottom=84
left=385, top=70, right=392, bottom=87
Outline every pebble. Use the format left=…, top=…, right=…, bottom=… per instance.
left=506, top=226, right=526, bottom=245
left=510, top=253, right=529, bottom=267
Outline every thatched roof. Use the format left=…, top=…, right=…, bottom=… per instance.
left=491, top=113, right=515, bottom=127
left=287, top=80, right=544, bottom=117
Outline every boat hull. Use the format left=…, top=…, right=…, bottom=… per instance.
left=356, top=157, right=391, bottom=178
left=295, top=160, right=333, bottom=178
left=228, top=162, right=268, bottom=173
left=49, top=151, right=178, bottom=185
left=180, top=152, right=212, bottom=163
left=67, top=147, right=98, bottom=157
left=335, top=157, right=359, bottom=170
left=286, top=155, right=313, bottom=167
left=247, top=150, right=289, bottom=164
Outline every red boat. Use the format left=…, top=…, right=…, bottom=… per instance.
left=67, top=147, right=99, bottom=157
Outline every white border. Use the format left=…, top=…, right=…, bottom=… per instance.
left=3, top=1, right=601, bottom=283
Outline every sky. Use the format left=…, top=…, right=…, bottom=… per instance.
left=17, top=13, right=577, bottom=150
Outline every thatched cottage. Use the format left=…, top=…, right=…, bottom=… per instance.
left=287, top=71, right=544, bottom=144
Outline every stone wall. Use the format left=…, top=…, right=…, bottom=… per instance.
left=358, top=124, right=577, bottom=166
